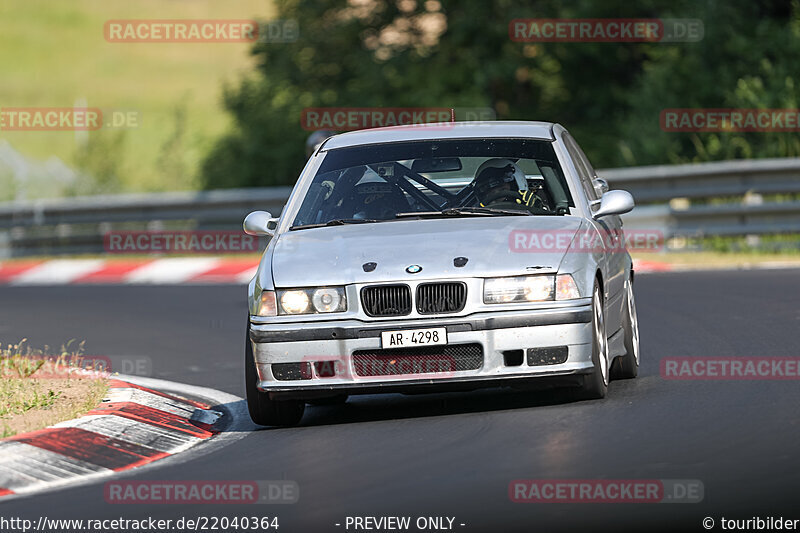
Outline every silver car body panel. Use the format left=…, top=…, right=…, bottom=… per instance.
left=320, top=120, right=556, bottom=151
left=270, top=216, right=581, bottom=287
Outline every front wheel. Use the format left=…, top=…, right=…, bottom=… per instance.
left=245, top=324, right=305, bottom=427
left=576, top=281, right=609, bottom=400
left=611, top=277, right=640, bottom=379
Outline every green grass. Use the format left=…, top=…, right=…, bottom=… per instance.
left=1, top=339, right=108, bottom=437
left=0, top=385, right=61, bottom=418
left=0, top=0, right=275, bottom=198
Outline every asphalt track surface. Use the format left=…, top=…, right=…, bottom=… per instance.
left=1, top=269, right=799, bottom=532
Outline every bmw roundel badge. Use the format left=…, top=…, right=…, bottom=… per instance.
left=406, top=264, right=422, bottom=274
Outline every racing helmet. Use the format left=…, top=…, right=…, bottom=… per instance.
left=473, top=158, right=528, bottom=205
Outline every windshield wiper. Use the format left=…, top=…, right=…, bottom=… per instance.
left=395, top=207, right=531, bottom=219
left=290, top=218, right=382, bottom=231
left=443, top=207, right=531, bottom=216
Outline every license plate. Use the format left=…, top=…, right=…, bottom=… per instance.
left=381, top=327, right=447, bottom=348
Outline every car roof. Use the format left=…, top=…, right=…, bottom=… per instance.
left=321, top=121, right=557, bottom=150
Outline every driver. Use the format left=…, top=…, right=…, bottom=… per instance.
left=473, top=158, right=542, bottom=211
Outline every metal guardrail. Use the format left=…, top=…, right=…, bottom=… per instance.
left=0, top=159, right=798, bottom=257
left=601, top=158, right=800, bottom=202
left=0, top=188, right=291, bottom=257
left=601, top=158, right=800, bottom=244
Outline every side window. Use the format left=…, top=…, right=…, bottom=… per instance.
left=563, top=133, right=598, bottom=203
left=572, top=137, right=598, bottom=178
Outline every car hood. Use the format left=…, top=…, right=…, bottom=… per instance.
left=270, top=216, right=583, bottom=287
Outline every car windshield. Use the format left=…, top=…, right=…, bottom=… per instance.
left=290, top=139, right=574, bottom=229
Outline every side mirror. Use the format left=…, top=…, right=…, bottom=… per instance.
left=243, top=211, right=278, bottom=236
left=593, top=190, right=635, bottom=219
left=592, top=177, right=609, bottom=197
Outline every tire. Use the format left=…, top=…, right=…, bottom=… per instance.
left=611, top=277, right=640, bottom=380
left=577, top=280, right=609, bottom=400
left=308, top=395, right=349, bottom=406
left=245, top=324, right=305, bottom=427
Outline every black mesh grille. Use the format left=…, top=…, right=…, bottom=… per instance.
left=352, top=343, right=483, bottom=377
left=527, top=346, right=569, bottom=366
left=416, top=282, right=467, bottom=314
left=272, top=362, right=312, bottom=381
left=361, top=284, right=412, bottom=317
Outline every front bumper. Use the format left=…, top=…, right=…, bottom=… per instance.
left=249, top=301, right=594, bottom=397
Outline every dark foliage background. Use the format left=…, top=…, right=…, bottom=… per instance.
left=201, top=0, right=800, bottom=189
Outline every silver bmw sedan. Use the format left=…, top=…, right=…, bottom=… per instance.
left=243, top=121, right=640, bottom=426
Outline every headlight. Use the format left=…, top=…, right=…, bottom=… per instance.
left=257, top=291, right=277, bottom=316
left=484, top=275, right=555, bottom=304
left=556, top=274, right=581, bottom=300
left=311, top=288, right=344, bottom=312
left=276, top=287, right=347, bottom=315
left=280, top=290, right=310, bottom=314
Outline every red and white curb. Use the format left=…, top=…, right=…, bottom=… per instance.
left=0, top=379, right=226, bottom=499
left=634, top=259, right=800, bottom=273
left=2, top=257, right=798, bottom=285
left=1, top=257, right=668, bottom=284
left=0, top=257, right=259, bottom=285
left=634, top=259, right=673, bottom=273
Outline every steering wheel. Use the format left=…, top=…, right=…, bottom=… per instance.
left=480, top=188, right=522, bottom=206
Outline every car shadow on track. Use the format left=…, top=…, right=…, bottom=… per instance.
left=211, top=377, right=646, bottom=432
left=205, top=388, right=586, bottom=434
left=289, top=385, right=594, bottom=428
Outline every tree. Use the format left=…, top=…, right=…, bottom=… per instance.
left=201, top=0, right=799, bottom=189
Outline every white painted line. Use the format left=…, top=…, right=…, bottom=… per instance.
left=10, top=259, right=105, bottom=285
left=124, top=257, right=220, bottom=284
